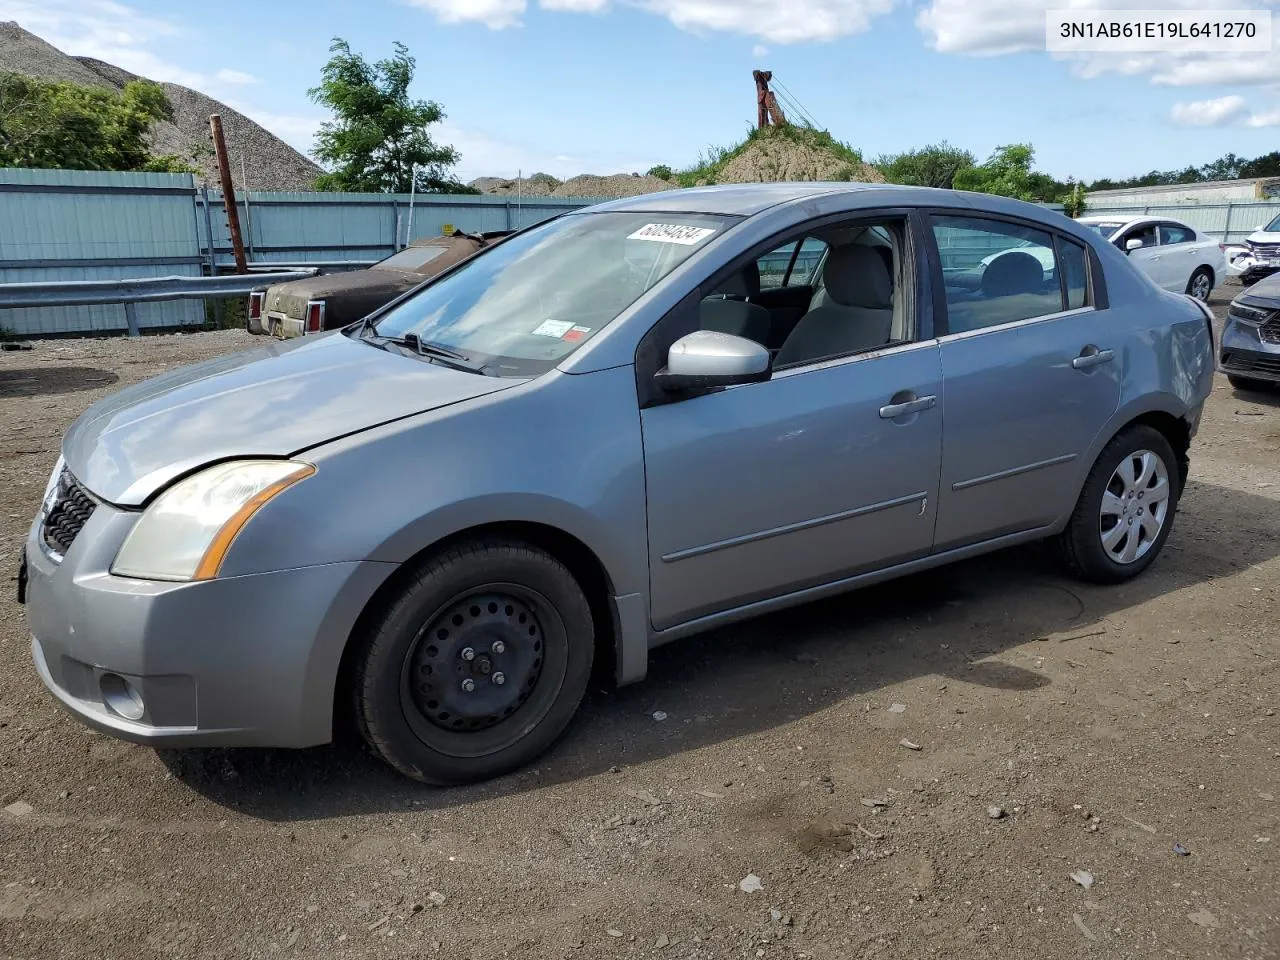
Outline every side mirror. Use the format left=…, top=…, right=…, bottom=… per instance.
left=654, top=330, right=771, bottom=392
left=1125, top=238, right=1145, bottom=252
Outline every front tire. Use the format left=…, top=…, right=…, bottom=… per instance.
left=1186, top=267, right=1214, bottom=302
left=1058, top=425, right=1180, bottom=584
left=353, top=540, right=594, bottom=784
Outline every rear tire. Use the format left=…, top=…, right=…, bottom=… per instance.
left=352, top=539, right=594, bottom=784
left=1228, top=373, right=1273, bottom=392
left=1186, top=267, right=1213, bottom=302
left=1058, top=425, right=1180, bottom=584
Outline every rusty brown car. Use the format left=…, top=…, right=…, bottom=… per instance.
left=247, top=230, right=512, bottom=338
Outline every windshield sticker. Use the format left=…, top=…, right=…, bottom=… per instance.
left=532, top=319, right=575, bottom=338
left=627, top=223, right=717, bottom=245
left=561, top=325, right=592, bottom=343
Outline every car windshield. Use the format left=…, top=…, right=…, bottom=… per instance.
left=1264, top=214, right=1280, bottom=232
left=365, top=212, right=733, bottom=376
left=374, top=246, right=450, bottom=272
left=1081, top=221, right=1125, bottom=239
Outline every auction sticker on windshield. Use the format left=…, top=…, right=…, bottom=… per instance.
left=628, top=223, right=717, bottom=245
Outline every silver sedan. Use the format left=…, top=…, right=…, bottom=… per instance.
left=21, top=183, right=1215, bottom=784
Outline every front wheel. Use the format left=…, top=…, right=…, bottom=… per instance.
left=1058, top=425, right=1180, bottom=584
left=1186, top=267, right=1214, bottom=302
left=352, top=540, right=594, bottom=784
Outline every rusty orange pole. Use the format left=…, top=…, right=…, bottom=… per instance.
left=209, top=114, right=247, bottom=274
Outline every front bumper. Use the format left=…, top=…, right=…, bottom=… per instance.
left=1219, top=315, right=1280, bottom=384
left=22, top=498, right=392, bottom=748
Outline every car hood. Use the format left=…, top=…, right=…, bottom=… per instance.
left=1246, top=231, right=1280, bottom=245
left=1238, top=269, right=1280, bottom=302
left=264, top=270, right=418, bottom=321
left=64, top=332, right=517, bottom=505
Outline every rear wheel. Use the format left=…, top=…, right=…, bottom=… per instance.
left=1058, top=425, right=1179, bottom=584
left=1186, top=267, right=1213, bottom=302
left=352, top=540, right=594, bottom=784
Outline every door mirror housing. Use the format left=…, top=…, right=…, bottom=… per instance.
left=1125, top=237, right=1145, bottom=252
left=655, top=330, right=771, bottom=392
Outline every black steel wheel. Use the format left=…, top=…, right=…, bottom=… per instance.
left=353, top=540, right=594, bottom=784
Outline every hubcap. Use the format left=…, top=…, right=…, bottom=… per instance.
left=1191, top=273, right=1211, bottom=300
left=1099, top=449, right=1171, bottom=565
left=407, top=592, right=546, bottom=732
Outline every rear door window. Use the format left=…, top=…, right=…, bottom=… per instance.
left=1159, top=223, right=1195, bottom=245
left=931, top=215, right=1063, bottom=333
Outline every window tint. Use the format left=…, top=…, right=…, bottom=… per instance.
left=931, top=216, right=1062, bottom=333
left=756, top=238, right=827, bottom=289
left=788, top=238, right=827, bottom=285
left=1059, top=237, right=1088, bottom=310
left=1123, top=225, right=1157, bottom=249
left=1161, top=223, right=1195, bottom=245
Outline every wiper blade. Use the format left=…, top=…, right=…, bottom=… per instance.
left=368, top=330, right=489, bottom=374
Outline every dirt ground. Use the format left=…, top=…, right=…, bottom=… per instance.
left=0, top=290, right=1277, bottom=960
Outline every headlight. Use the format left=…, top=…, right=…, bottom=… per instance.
left=1228, top=301, right=1272, bottom=326
left=112, top=460, right=314, bottom=581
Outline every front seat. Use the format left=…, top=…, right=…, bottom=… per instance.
left=700, top=298, right=771, bottom=345
left=776, top=245, right=893, bottom=367
left=700, top=263, right=769, bottom=344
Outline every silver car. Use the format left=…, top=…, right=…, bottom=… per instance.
left=1219, top=271, right=1280, bottom=390
left=20, top=184, right=1215, bottom=785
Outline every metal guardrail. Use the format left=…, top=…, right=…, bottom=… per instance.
left=0, top=270, right=316, bottom=336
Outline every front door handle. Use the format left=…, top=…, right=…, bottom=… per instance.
left=879, top=392, right=937, bottom=419
left=1072, top=345, right=1115, bottom=370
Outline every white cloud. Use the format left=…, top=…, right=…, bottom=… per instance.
left=215, top=68, right=256, bottom=86
left=1247, top=108, right=1280, bottom=127
left=917, top=0, right=1280, bottom=87
left=400, top=0, right=526, bottom=29
left=1171, top=95, right=1247, bottom=126
left=541, top=0, right=608, bottom=10
left=752, top=44, right=769, bottom=57
left=406, top=0, right=897, bottom=42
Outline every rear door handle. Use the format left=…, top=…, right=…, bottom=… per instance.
left=879, top=393, right=937, bottom=419
left=1072, top=346, right=1115, bottom=370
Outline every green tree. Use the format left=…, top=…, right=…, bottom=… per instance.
left=646, top=164, right=673, bottom=180
left=308, top=38, right=475, bottom=193
left=953, top=144, right=1039, bottom=199
left=876, top=141, right=975, bottom=189
left=0, top=72, right=175, bottom=171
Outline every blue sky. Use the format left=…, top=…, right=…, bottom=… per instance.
left=5, top=0, right=1280, bottom=182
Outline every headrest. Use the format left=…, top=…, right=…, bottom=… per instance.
left=981, top=251, right=1044, bottom=298
left=823, top=245, right=893, bottom=309
left=718, top=262, right=761, bottom=299
left=699, top=298, right=771, bottom=344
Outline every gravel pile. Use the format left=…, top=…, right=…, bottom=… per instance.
left=470, top=173, right=560, bottom=196
left=715, top=138, right=884, bottom=186
left=1, top=22, right=323, bottom=192
left=552, top=173, right=676, bottom=197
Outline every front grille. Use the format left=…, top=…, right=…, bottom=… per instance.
left=41, top=469, right=96, bottom=557
left=1221, top=350, right=1280, bottom=377
left=1262, top=317, right=1280, bottom=345
left=1249, top=241, right=1280, bottom=258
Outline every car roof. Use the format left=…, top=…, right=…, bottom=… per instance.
left=582, top=182, right=1084, bottom=231
left=1077, top=214, right=1193, bottom=231
left=583, top=182, right=1006, bottom=216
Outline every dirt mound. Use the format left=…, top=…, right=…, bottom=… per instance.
left=470, top=173, right=560, bottom=196
left=0, top=22, right=323, bottom=191
left=552, top=173, right=675, bottom=197
left=712, top=127, right=884, bottom=185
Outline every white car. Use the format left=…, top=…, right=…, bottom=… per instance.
left=1225, top=213, right=1280, bottom=284
left=1076, top=215, right=1225, bottom=301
